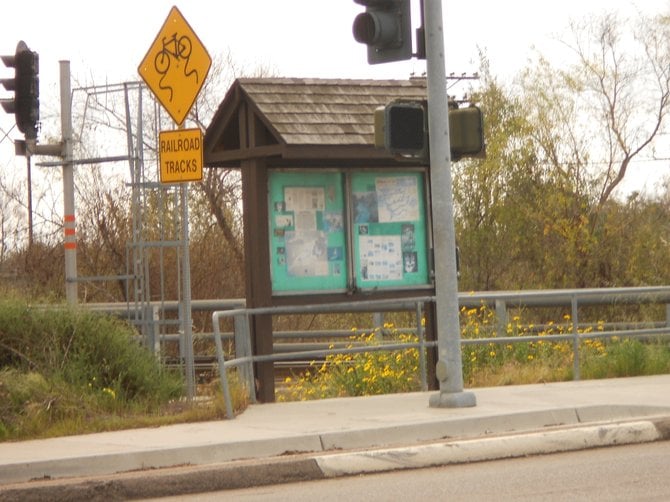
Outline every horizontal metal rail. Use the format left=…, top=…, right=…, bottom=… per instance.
left=85, top=298, right=246, bottom=313
left=210, top=287, right=670, bottom=419
left=67, top=285, right=670, bottom=317
left=458, top=286, right=670, bottom=307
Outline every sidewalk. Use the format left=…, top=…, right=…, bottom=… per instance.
left=1, top=375, right=670, bottom=500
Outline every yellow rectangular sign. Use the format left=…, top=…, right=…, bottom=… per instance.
left=159, top=128, right=203, bottom=183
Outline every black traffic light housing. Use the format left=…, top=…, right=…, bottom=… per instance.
left=353, top=0, right=412, bottom=64
left=375, top=100, right=485, bottom=162
left=1, top=41, right=39, bottom=140
left=375, top=100, right=427, bottom=158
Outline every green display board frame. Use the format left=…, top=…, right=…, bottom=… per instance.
left=268, top=169, right=430, bottom=294
left=351, top=171, right=430, bottom=289
left=268, top=171, right=347, bottom=293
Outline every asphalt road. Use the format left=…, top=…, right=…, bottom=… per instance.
left=146, top=440, right=670, bottom=501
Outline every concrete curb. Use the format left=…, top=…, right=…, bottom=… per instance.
left=1, top=416, right=668, bottom=502
left=316, top=417, right=670, bottom=477
left=0, top=457, right=326, bottom=502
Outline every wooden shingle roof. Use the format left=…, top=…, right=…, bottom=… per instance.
left=204, top=77, right=428, bottom=167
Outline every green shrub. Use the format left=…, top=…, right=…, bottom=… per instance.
left=0, top=299, right=183, bottom=404
left=0, top=298, right=185, bottom=440
left=581, top=338, right=670, bottom=379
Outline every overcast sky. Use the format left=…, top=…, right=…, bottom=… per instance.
left=2, top=1, right=667, bottom=90
left=1, top=0, right=669, bottom=192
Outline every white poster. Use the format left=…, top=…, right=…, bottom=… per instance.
left=375, top=176, right=419, bottom=223
left=284, top=186, right=325, bottom=212
left=359, top=235, right=402, bottom=281
left=285, top=230, right=329, bottom=277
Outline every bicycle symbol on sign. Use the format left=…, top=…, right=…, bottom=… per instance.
left=154, top=32, right=199, bottom=102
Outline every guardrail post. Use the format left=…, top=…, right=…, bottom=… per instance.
left=416, top=302, right=427, bottom=391
left=495, top=299, right=508, bottom=337
left=666, top=303, right=670, bottom=328
left=178, top=303, right=185, bottom=363
left=234, top=313, right=256, bottom=403
left=571, top=294, right=581, bottom=380
left=212, top=312, right=235, bottom=419
left=151, top=304, right=160, bottom=356
left=143, top=303, right=160, bottom=356
left=141, top=303, right=150, bottom=349
left=373, top=312, right=384, bottom=340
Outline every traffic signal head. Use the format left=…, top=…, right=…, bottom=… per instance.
left=353, top=0, right=412, bottom=64
left=1, top=41, right=39, bottom=139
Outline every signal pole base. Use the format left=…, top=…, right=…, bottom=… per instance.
left=429, top=390, right=477, bottom=409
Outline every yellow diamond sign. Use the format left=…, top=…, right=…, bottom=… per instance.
left=138, top=6, right=211, bottom=125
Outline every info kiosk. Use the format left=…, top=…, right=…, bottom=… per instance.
left=204, top=78, right=437, bottom=401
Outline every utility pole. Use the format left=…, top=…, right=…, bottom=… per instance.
left=26, top=153, right=33, bottom=247
left=60, top=60, right=77, bottom=305
left=424, top=0, right=476, bottom=408
left=22, top=61, right=76, bottom=304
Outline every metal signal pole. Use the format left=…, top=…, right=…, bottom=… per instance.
left=424, top=0, right=476, bottom=408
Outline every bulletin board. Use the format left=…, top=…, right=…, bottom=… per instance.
left=268, top=171, right=347, bottom=292
left=351, top=171, right=430, bottom=289
left=268, top=169, right=430, bottom=294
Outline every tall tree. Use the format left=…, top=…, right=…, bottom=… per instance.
left=517, top=9, right=670, bottom=286
left=524, top=11, right=670, bottom=205
left=453, top=58, right=542, bottom=290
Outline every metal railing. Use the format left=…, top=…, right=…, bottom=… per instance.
left=211, top=286, right=670, bottom=419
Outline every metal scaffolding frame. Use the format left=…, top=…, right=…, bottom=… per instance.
left=70, top=80, right=191, bottom=383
